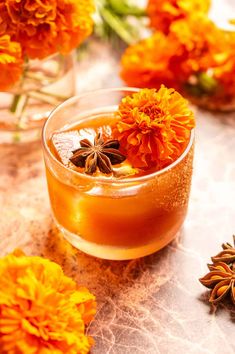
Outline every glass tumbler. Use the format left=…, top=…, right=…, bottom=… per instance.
left=42, top=88, right=194, bottom=260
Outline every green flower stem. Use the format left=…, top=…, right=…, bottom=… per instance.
left=10, top=62, right=29, bottom=112
left=10, top=94, right=28, bottom=119
left=12, top=95, right=29, bottom=143
left=10, top=94, right=21, bottom=113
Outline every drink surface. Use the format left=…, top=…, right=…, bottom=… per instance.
left=49, top=113, right=160, bottom=179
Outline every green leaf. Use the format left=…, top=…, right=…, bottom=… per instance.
left=108, top=0, right=146, bottom=17
left=94, top=0, right=146, bottom=45
left=197, top=72, right=218, bottom=94
left=98, top=6, right=137, bottom=44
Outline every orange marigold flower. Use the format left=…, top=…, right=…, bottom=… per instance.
left=113, top=86, right=195, bottom=169
left=121, top=15, right=233, bottom=93
left=0, top=35, right=23, bottom=91
left=0, top=0, right=94, bottom=59
left=120, top=31, right=182, bottom=90
left=55, top=0, right=94, bottom=56
left=147, top=0, right=211, bottom=34
left=0, top=249, right=96, bottom=354
left=170, top=15, right=231, bottom=77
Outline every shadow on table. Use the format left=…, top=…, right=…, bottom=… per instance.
left=42, top=224, right=183, bottom=297
left=198, top=290, right=235, bottom=322
left=42, top=225, right=192, bottom=354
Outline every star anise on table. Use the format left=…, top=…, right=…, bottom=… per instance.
left=211, top=235, right=235, bottom=265
left=69, top=133, right=126, bottom=175
left=199, top=236, right=235, bottom=305
left=199, top=262, right=235, bottom=305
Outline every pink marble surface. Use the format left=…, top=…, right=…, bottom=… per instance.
left=1, top=41, right=235, bottom=354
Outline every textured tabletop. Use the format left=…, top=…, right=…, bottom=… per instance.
left=1, top=40, right=235, bottom=354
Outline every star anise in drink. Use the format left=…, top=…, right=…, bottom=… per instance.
left=199, top=262, right=235, bottom=304
left=70, top=133, right=126, bottom=175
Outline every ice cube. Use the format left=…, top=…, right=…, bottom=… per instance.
left=52, top=129, right=96, bottom=166
left=52, top=131, right=81, bottom=166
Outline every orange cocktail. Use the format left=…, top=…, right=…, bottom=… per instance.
left=42, top=87, right=194, bottom=260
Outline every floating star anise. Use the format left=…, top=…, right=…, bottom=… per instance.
left=199, top=262, right=235, bottom=304
left=69, top=133, right=126, bottom=175
left=211, top=235, right=235, bottom=265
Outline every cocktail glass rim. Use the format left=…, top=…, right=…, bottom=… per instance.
left=42, top=87, right=194, bottom=183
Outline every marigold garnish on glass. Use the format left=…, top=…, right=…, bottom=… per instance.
left=42, top=86, right=195, bottom=260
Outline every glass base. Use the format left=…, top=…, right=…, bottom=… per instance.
left=56, top=222, right=180, bottom=260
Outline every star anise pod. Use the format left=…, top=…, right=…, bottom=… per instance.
left=211, top=235, right=235, bottom=265
left=199, top=262, right=235, bottom=304
left=69, top=133, right=126, bottom=175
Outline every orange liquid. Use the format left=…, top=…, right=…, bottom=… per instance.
left=47, top=115, right=194, bottom=258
